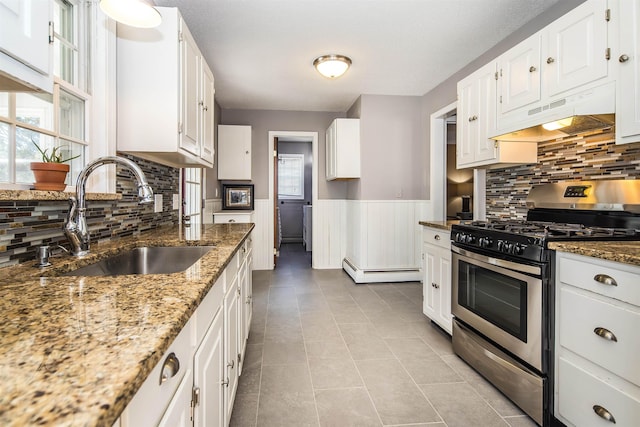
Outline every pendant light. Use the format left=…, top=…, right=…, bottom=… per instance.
left=99, top=0, right=162, bottom=28
left=313, top=55, right=352, bottom=79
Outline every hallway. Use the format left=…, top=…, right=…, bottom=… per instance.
left=230, top=243, right=536, bottom=426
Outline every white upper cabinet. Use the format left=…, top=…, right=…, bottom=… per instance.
left=117, top=7, right=215, bottom=168
left=0, top=0, right=53, bottom=92
left=457, top=61, right=537, bottom=169
left=218, top=125, right=252, bottom=180
left=616, top=0, right=640, bottom=145
left=495, top=0, right=613, bottom=136
left=545, top=0, right=608, bottom=97
left=498, top=33, right=542, bottom=115
left=325, top=118, right=360, bottom=180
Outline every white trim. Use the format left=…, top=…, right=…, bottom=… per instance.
left=343, top=258, right=422, bottom=283
left=429, top=101, right=456, bottom=221
left=268, top=131, right=319, bottom=270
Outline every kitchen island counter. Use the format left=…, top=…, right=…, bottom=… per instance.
left=548, top=241, right=640, bottom=267
left=0, top=223, right=253, bottom=426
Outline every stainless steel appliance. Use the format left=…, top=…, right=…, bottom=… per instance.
left=450, top=179, right=640, bottom=427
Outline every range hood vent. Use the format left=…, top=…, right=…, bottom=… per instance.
left=491, top=81, right=615, bottom=142
left=493, top=114, right=615, bottom=142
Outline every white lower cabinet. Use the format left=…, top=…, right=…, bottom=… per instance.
left=421, top=226, right=452, bottom=334
left=554, top=251, right=640, bottom=427
left=120, top=233, right=253, bottom=427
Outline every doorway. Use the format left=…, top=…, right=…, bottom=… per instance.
left=430, top=102, right=486, bottom=221
left=268, top=131, right=319, bottom=270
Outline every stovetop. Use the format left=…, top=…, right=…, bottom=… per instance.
left=461, top=220, right=640, bottom=239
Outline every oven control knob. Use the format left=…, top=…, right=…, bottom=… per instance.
left=513, top=244, right=526, bottom=255
left=497, top=240, right=506, bottom=252
left=478, top=237, right=493, bottom=248
left=465, top=234, right=476, bottom=244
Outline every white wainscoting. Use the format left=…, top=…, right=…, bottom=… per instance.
left=344, top=200, right=430, bottom=283
left=251, top=199, right=272, bottom=270
left=312, top=199, right=347, bottom=269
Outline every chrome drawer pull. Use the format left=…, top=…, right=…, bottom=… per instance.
left=159, top=352, right=180, bottom=385
left=594, top=274, right=617, bottom=287
left=594, top=327, right=618, bottom=342
left=434, top=234, right=441, bottom=241
left=432, top=283, right=439, bottom=289
left=593, top=405, right=616, bottom=423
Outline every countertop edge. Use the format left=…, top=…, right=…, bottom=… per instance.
left=549, top=241, right=640, bottom=267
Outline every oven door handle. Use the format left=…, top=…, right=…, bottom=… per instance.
left=452, top=245, right=542, bottom=276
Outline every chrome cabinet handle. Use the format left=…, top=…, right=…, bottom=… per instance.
left=619, top=54, right=630, bottom=63
left=222, top=377, right=229, bottom=387
left=228, top=219, right=236, bottom=223
left=529, top=66, right=536, bottom=72
left=432, top=283, right=439, bottom=289
left=593, top=405, right=616, bottom=423
left=594, top=327, right=618, bottom=342
left=227, top=359, right=235, bottom=369
left=547, top=57, right=555, bottom=64
left=159, top=352, right=180, bottom=385
left=468, top=115, right=478, bottom=122
left=434, top=235, right=441, bottom=241
left=594, top=274, right=617, bottom=286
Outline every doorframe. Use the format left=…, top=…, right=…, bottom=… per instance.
left=429, top=101, right=486, bottom=221
left=268, top=131, right=319, bottom=269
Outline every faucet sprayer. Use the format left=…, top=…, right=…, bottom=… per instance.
left=64, top=156, right=154, bottom=256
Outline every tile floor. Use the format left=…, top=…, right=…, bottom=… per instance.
left=230, top=243, right=537, bottom=427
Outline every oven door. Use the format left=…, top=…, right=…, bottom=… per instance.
left=451, top=245, right=543, bottom=371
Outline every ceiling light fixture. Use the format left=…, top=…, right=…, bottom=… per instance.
left=313, top=55, right=352, bottom=79
left=99, top=0, right=162, bottom=28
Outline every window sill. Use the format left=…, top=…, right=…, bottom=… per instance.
left=0, top=189, right=122, bottom=201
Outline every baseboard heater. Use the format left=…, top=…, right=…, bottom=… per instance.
left=342, top=257, right=421, bottom=284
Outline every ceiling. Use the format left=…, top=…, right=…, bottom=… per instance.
left=153, top=0, right=561, bottom=112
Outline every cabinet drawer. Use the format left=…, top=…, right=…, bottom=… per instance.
left=194, top=274, right=225, bottom=346
left=422, top=227, right=450, bottom=250
left=557, top=357, right=640, bottom=427
left=121, top=317, right=192, bottom=427
left=559, top=287, right=640, bottom=386
left=213, top=212, right=254, bottom=224
left=557, top=254, right=640, bottom=306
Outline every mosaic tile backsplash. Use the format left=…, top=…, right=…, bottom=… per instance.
left=0, top=154, right=179, bottom=268
left=486, top=130, right=640, bottom=219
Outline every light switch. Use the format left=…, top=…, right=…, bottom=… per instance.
left=154, top=194, right=163, bottom=213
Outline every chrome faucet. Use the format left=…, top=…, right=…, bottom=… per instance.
left=64, top=156, right=154, bottom=256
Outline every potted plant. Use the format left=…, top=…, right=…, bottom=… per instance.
left=30, top=142, right=80, bottom=191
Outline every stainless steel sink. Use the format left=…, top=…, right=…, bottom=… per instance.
left=63, top=246, right=215, bottom=276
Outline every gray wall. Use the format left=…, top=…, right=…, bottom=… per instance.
left=346, top=95, right=424, bottom=200
left=419, top=0, right=587, bottom=200
left=220, top=109, right=345, bottom=199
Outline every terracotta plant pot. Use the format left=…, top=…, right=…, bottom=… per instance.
left=30, top=162, right=70, bottom=191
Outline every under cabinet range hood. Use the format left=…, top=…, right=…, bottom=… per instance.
left=492, top=81, right=616, bottom=142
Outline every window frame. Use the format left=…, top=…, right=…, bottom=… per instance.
left=278, top=153, right=305, bottom=200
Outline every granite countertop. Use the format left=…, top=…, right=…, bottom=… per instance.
left=419, top=220, right=461, bottom=231
left=549, top=241, right=640, bottom=267
left=0, top=189, right=121, bottom=201
left=0, top=223, right=254, bottom=426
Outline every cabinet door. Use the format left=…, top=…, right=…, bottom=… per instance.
left=217, top=125, right=252, bottom=180
left=545, top=0, right=608, bottom=98
left=238, top=257, right=248, bottom=374
left=498, top=33, right=541, bottom=115
left=436, top=248, right=452, bottom=333
left=456, top=75, right=477, bottom=167
left=333, top=119, right=360, bottom=178
left=224, top=278, right=240, bottom=421
left=193, top=310, right=224, bottom=427
left=180, top=21, right=200, bottom=157
left=201, top=62, right=215, bottom=165
left=422, top=243, right=452, bottom=334
left=157, top=370, right=192, bottom=427
left=617, top=0, right=640, bottom=144
left=325, top=122, right=337, bottom=180
left=422, top=242, right=439, bottom=320
left=0, top=0, right=50, bottom=75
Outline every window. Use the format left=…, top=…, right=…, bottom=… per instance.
left=0, top=0, right=91, bottom=189
left=278, top=154, right=305, bottom=200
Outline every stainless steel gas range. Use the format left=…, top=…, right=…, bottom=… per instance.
left=450, top=179, right=640, bottom=426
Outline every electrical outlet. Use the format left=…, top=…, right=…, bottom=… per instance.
left=154, top=194, right=163, bottom=213
left=172, top=194, right=180, bottom=210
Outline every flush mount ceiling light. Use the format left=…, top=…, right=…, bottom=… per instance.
left=313, top=55, right=352, bottom=79
left=99, top=0, right=162, bottom=28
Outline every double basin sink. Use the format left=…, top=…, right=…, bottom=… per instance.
left=62, top=246, right=216, bottom=276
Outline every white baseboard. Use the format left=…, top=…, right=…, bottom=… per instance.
left=343, top=258, right=422, bottom=284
